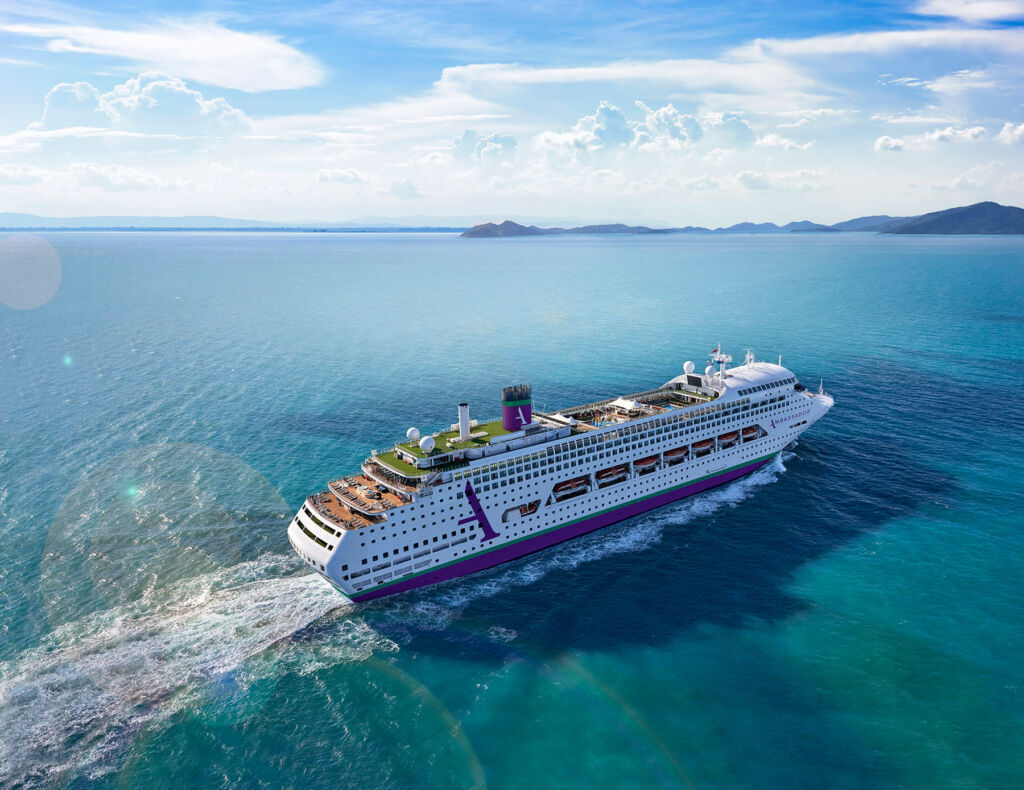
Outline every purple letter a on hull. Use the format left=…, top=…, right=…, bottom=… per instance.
left=459, top=481, right=500, bottom=542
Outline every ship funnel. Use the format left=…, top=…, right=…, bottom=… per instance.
left=458, top=402, right=471, bottom=442
left=502, top=384, right=532, bottom=431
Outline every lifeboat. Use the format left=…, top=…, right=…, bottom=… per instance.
left=596, top=464, right=628, bottom=481
left=634, top=456, right=658, bottom=472
left=665, top=447, right=688, bottom=459
left=519, top=501, right=539, bottom=516
left=718, top=431, right=738, bottom=447
left=553, top=477, right=588, bottom=494
left=742, top=426, right=759, bottom=439
left=692, top=439, right=713, bottom=453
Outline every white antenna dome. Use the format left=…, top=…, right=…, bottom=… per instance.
left=418, top=436, right=435, bottom=453
left=406, top=427, right=421, bottom=442
left=683, top=360, right=695, bottom=374
left=704, top=365, right=714, bottom=377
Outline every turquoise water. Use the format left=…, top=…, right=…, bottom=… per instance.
left=1, top=231, right=1023, bottom=789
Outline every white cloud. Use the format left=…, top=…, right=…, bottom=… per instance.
left=37, top=82, right=108, bottom=129
left=0, top=164, right=49, bottom=185
left=30, top=73, right=250, bottom=136
left=454, top=130, right=518, bottom=164
left=875, top=125, right=987, bottom=151
left=681, top=175, right=721, bottom=190
left=735, top=169, right=822, bottom=190
left=918, top=125, right=987, bottom=144
left=439, top=57, right=816, bottom=97
left=0, top=19, right=325, bottom=92
left=874, top=135, right=907, bottom=151
left=913, top=0, right=1024, bottom=22
left=871, top=112, right=961, bottom=124
left=756, top=133, right=812, bottom=150
left=700, top=112, right=756, bottom=147
left=931, top=161, right=1000, bottom=189
left=634, top=101, right=703, bottom=146
left=68, top=162, right=191, bottom=191
left=389, top=179, right=420, bottom=199
left=316, top=168, right=367, bottom=183
left=0, top=161, right=192, bottom=191
left=996, top=122, right=1024, bottom=144
left=925, top=68, right=998, bottom=94
left=775, top=108, right=858, bottom=127
left=744, top=28, right=1024, bottom=57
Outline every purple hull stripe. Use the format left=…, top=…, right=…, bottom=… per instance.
left=350, top=456, right=773, bottom=602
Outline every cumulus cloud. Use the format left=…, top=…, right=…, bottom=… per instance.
left=37, top=82, right=109, bottom=129
left=736, top=169, right=822, bottom=190
left=454, top=130, right=518, bottom=164
left=681, top=175, right=720, bottom=190
left=931, top=161, right=1000, bottom=190
left=535, top=101, right=754, bottom=162
left=389, top=179, right=420, bottom=198
left=0, top=19, right=324, bottom=92
left=68, top=162, right=191, bottom=191
left=701, top=112, right=756, bottom=147
left=875, top=125, right=986, bottom=151
left=316, top=168, right=367, bottom=183
left=775, top=108, right=858, bottom=128
left=0, top=162, right=192, bottom=191
left=874, top=135, right=907, bottom=151
left=32, top=73, right=250, bottom=136
left=0, top=164, right=50, bottom=185
left=996, top=122, right=1024, bottom=144
left=634, top=101, right=703, bottom=146
left=756, top=133, right=812, bottom=150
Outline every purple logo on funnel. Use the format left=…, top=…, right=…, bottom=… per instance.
left=459, top=481, right=500, bottom=542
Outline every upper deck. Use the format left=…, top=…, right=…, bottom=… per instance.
left=306, top=350, right=805, bottom=530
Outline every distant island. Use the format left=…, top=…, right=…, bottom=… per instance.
left=4, top=201, right=1022, bottom=236
left=462, top=201, right=1024, bottom=237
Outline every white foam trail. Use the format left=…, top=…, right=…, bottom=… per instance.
left=0, top=555, right=370, bottom=787
left=389, top=453, right=791, bottom=630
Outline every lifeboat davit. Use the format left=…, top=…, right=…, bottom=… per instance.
left=664, top=447, right=688, bottom=459
left=554, top=477, right=587, bottom=494
left=596, top=464, right=628, bottom=481
left=718, top=431, right=738, bottom=446
left=742, top=426, right=759, bottom=438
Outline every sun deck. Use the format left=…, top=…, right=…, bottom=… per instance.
left=542, top=385, right=718, bottom=430
left=398, top=418, right=512, bottom=458
left=309, top=490, right=374, bottom=530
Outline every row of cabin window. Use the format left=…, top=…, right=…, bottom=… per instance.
left=738, top=377, right=795, bottom=397
left=354, top=526, right=474, bottom=565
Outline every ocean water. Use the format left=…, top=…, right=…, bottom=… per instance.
left=1, top=231, right=1022, bottom=789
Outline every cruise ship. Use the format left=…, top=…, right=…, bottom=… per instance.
left=287, top=349, right=833, bottom=601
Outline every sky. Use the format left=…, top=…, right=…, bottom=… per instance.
left=1, top=0, right=1024, bottom=225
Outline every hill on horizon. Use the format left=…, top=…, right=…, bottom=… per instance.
left=884, top=202, right=1024, bottom=235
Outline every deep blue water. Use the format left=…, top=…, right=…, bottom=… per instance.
left=1, top=231, right=1023, bottom=789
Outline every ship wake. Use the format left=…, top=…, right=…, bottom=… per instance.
left=0, top=555, right=375, bottom=788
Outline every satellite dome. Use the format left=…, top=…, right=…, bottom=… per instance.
left=683, top=360, right=695, bottom=374
left=705, top=365, right=714, bottom=377
left=406, top=427, right=421, bottom=442
left=418, top=436, right=435, bottom=453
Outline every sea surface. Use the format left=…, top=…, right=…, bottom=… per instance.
left=1, top=231, right=1023, bottom=789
